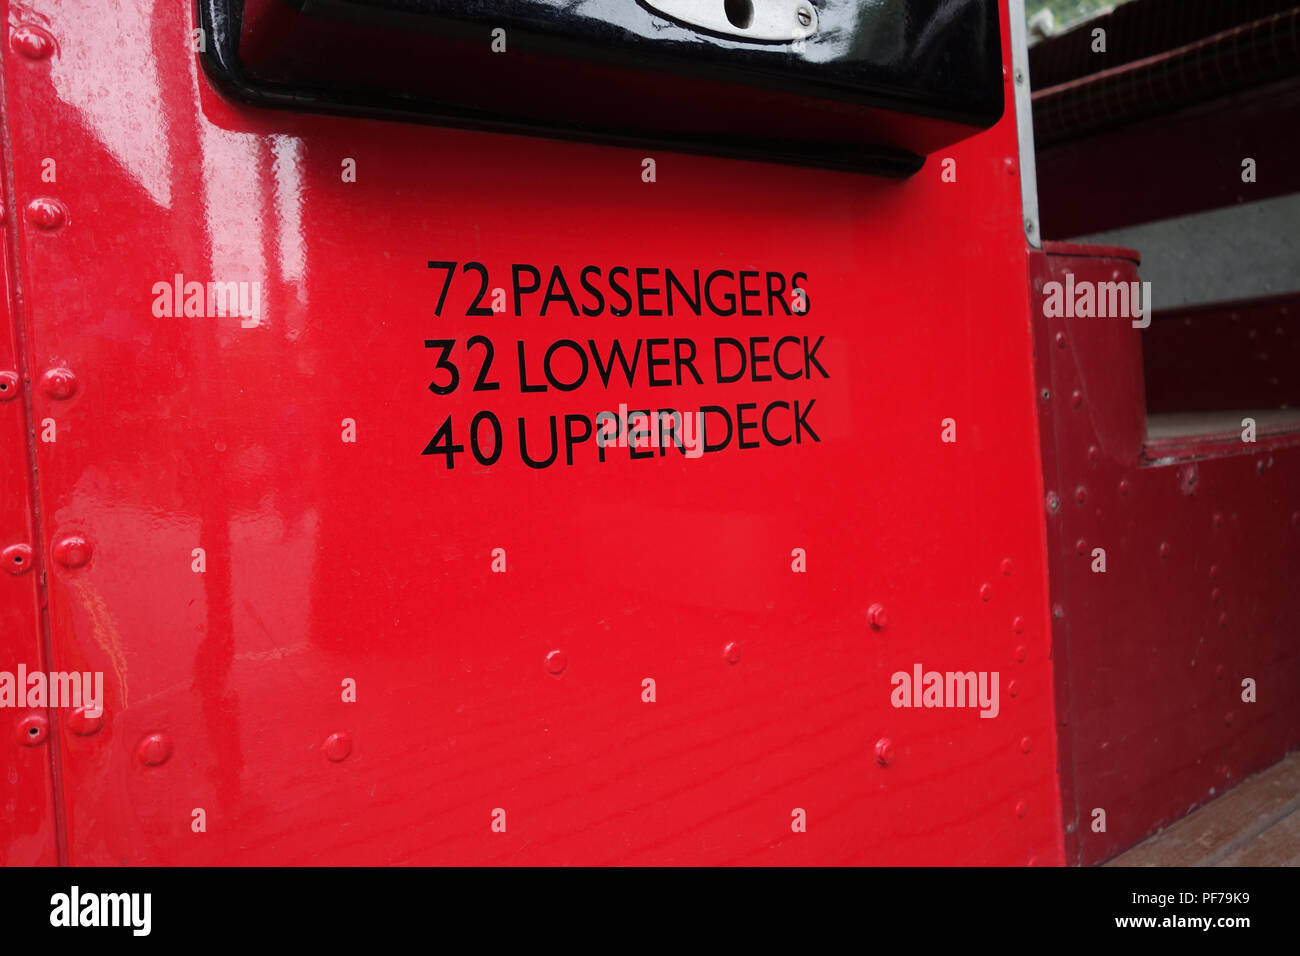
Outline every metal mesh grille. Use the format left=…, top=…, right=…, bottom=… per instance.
left=1031, top=3, right=1300, bottom=147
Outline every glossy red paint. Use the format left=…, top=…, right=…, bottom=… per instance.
left=1030, top=245, right=1300, bottom=866
left=0, top=140, right=60, bottom=866
left=0, top=0, right=1062, bottom=865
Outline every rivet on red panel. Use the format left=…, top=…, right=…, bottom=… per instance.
left=0, top=370, right=19, bottom=400
left=323, top=732, right=352, bottom=762
left=1000, top=558, right=1013, bottom=576
left=2, top=543, right=33, bottom=575
left=66, top=706, right=104, bottom=736
left=11, top=24, right=55, bottom=60
left=866, top=603, right=888, bottom=631
left=17, top=713, right=48, bottom=746
left=24, top=197, right=67, bottom=230
left=979, top=583, right=992, bottom=602
left=722, top=642, right=741, bottom=664
left=137, top=732, right=173, bottom=766
left=545, top=649, right=568, bottom=675
left=53, top=536, right=91, bottom=569
left=874, top=737, right=895, bottom=766
left=40, top=366, right=77, bottom=399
